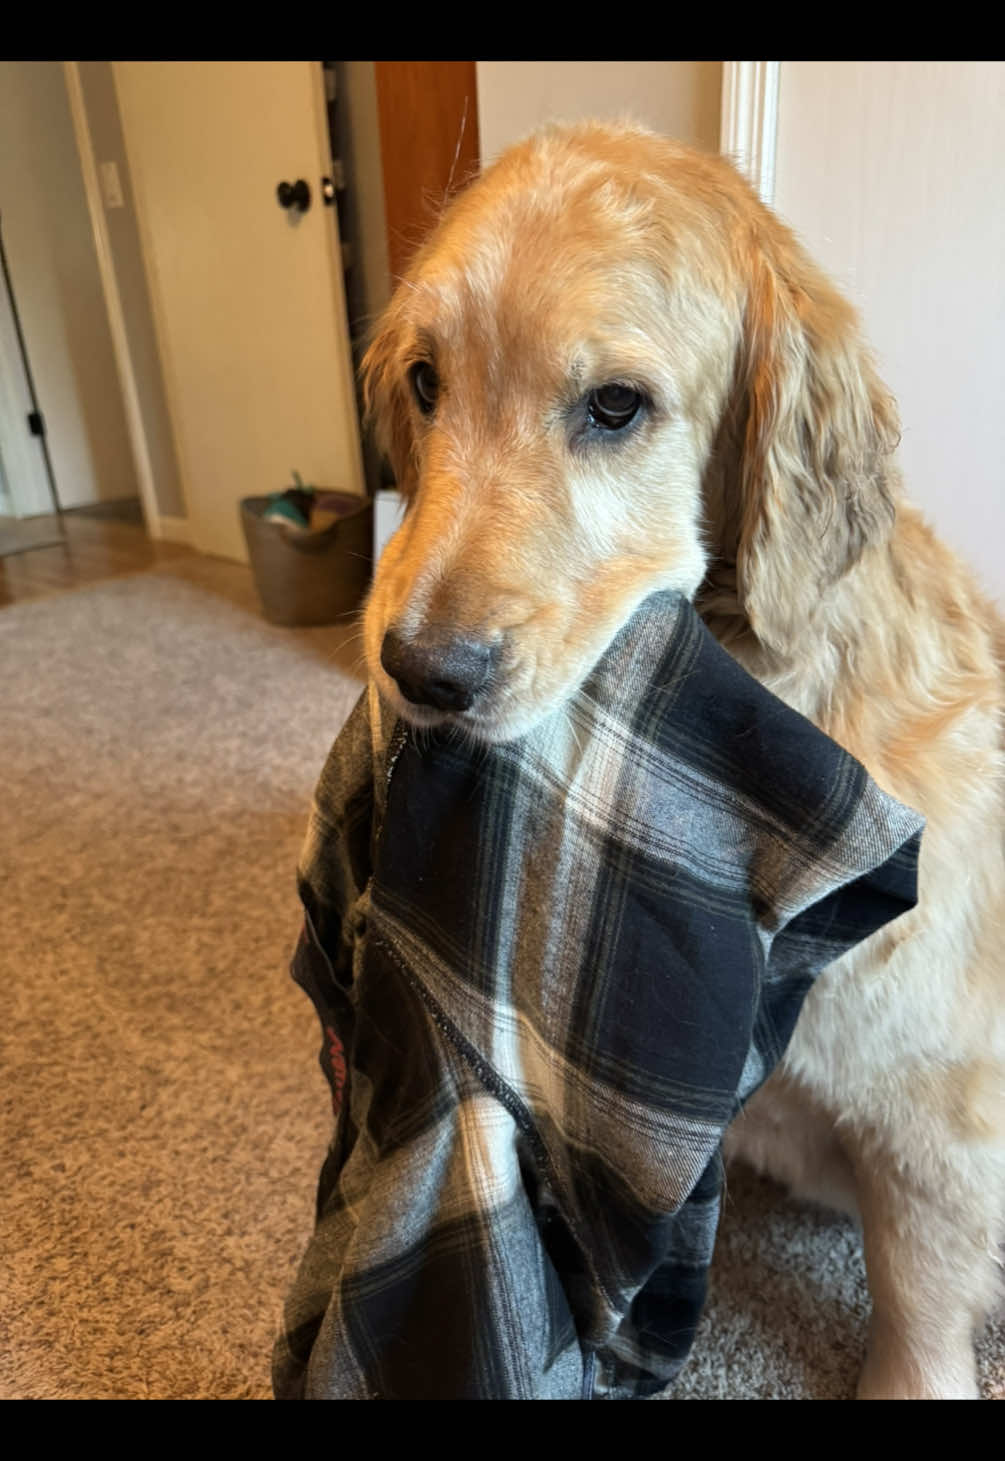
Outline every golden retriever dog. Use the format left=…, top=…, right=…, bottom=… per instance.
left=360, top=120, right=1005, bottom=1399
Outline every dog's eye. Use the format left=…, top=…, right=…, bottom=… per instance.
left=587, top=384, right=642, bottom=431
left=410, top=362, right=439, bottom=415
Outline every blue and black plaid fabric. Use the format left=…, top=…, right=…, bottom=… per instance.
left=273, top=591, right=923, bottom=1400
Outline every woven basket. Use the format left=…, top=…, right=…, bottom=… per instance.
left=240, top=492, right=373, bottom=627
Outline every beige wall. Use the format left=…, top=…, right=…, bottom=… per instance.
left=476, top=61, right=722, bottom=164
left=0, top=62, right=135, bottom=510
left=76, top=62, right=187, bottom=521
left=773, top=61, right=1005, bottom=606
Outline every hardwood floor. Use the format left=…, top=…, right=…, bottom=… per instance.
left=0, top=513, right=193, bottom=607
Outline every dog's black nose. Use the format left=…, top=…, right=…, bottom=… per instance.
left=381, top=627, right=497, bottom=712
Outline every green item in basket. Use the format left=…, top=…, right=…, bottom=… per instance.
left=263, top=473, right=316, bottom=533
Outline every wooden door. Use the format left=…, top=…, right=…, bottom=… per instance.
left=113, top=62, right=365, bottom=562
left=374, top=62, right=480, bottom=282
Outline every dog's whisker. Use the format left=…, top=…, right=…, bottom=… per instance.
left=444, top=93, right=469, bottom=204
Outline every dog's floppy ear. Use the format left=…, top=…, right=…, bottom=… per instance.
left=734, top=236, right=900, bottom=654
left=360, top=310, right=419, bottom=500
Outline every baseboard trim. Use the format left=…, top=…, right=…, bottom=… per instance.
left=154, top=515, right=193, bottom=545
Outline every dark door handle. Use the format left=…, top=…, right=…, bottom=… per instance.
left=276, top=179, right=311, bottom=213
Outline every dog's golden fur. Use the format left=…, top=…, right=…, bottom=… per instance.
left=361, top=121, right=1005, bottom=1398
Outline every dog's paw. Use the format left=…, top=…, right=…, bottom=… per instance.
left=857, top=1322, right=980, bottom=1399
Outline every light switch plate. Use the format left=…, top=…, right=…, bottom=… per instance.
left=99, top=160, right=124, bottom=209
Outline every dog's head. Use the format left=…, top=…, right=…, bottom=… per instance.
left=362, top=121, right=899, bottom=742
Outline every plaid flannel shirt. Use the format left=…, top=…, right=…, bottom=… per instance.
left=273, top=590, right=923, bottom=1400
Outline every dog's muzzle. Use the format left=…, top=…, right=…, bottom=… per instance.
left=380, top=627, right=500, bottom=713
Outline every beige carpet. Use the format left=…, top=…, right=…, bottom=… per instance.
left=2, top=556, right=360, bottom=1399
left=2, top=555, right=1002, bottom=1399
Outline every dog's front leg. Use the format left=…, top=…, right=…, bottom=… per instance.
left=851, top=1122, right=1001, bottom=1400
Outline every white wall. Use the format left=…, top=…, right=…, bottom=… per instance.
left=0, top=62, right=136, bottom=511
left=476, top=61, right=722, bottom=164
left=772, top=61, right=1005, bottom=607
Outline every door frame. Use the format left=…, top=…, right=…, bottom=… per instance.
left=309, top=61, right=368, bottom=503
left=720, top=61, right=780, bottom=207
left=63, top=61, right=174, bottom=540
